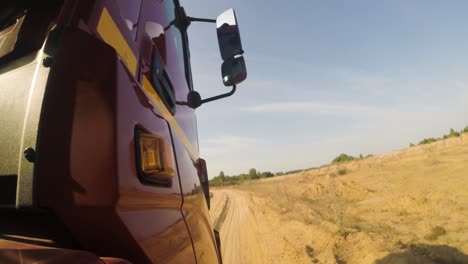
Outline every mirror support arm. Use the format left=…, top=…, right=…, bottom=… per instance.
left=201, top=85, right=236, bottom=105
left=187, top=17, right=216, bottom=23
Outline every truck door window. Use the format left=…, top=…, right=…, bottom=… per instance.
left=114, top=0, right=142, bottom=39
left=146, top=22, right=177, bottom=114
left=138, top=0, right=191, bottom=103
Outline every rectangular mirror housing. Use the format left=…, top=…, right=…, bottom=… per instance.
left=217, top=8, right=243, bottom=61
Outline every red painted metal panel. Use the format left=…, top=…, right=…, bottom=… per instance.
left=136, top=0, right=220, bottom=262
left=36, top=28, right=147, bottom=263
left=172, top=135, right=220, bottom=264
left=135, top=0, right=220, bottom=262
left=0, top=0, right=220, bottom=262
left=35, top=9, right=194, bottom=262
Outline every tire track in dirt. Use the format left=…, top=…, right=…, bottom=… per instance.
left=214, top=195, right=230, bottom=231
left=211, top=189, right=267, bottom=264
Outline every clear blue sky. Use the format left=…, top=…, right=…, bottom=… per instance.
left=181, top=0, right=468, bottom=178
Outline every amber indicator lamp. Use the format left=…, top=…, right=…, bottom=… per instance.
left=135, top=129, right=175, bottom=187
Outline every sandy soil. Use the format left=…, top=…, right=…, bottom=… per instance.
left=210, top=189, right=267, bottom=264
left=210, top=134, right=468, bottom=264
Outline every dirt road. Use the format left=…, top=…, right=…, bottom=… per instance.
left=210, top=189, right=267, bottom=264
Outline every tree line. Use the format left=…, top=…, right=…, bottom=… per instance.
left=210, top=168, right=306, bottom=185
left=410, top=126, right=468, bottom=147
left=210, top=125, right=468, bottom=184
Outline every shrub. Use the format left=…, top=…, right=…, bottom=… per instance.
left=338, top=168, right=348, bottom=175
left=332, top=153, right=355, bottom=163
left=305, top=245, right=315, bottom=259
left=449, top=128, right=460, bottom=137
left=463, top=126, right=468, bottom=133
left=418, top=138, right=437, bottom=145
left=261, top=171, right=274, bottom=178
left=424, top=226, right=447, bottom=241
left=285, top=169, right=302, bottom=175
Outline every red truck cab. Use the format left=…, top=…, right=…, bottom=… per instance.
left=0, top=0, right=246, bottom=263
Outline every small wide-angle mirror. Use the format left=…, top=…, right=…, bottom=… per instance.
left=222, top=56, right=247, bottom=86
left=217, top=8, right=243, bottom=61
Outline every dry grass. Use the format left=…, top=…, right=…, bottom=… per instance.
left=225, top=134, right=468, bottom=263
left=425, top=226, right=447, bottom=241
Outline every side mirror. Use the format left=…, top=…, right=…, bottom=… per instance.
left=185, top=8, right=247, bottom=108
left=216, top=9, right=243, bottom=61
left=222, top=56, right=247, bottom=86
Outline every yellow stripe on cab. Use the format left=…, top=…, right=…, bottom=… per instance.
left=142, top=76, right=199, bottom=162
left=97, top=7, right=199, bottom=162
left=97, top=8, right=137, bottom=76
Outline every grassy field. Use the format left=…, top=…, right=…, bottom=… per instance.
left=212, top=134, right=468, bottom=263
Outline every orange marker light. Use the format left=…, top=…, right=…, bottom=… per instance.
left=135, top=129, right=175, bottom=186
left=139, top=133, right=163, bottom=174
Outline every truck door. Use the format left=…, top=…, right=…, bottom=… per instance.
left=105, top=0, right=197, bottom=263
left=32, top=0, right=196, bottom=263
left=136, top=0, right=220, bottom=263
